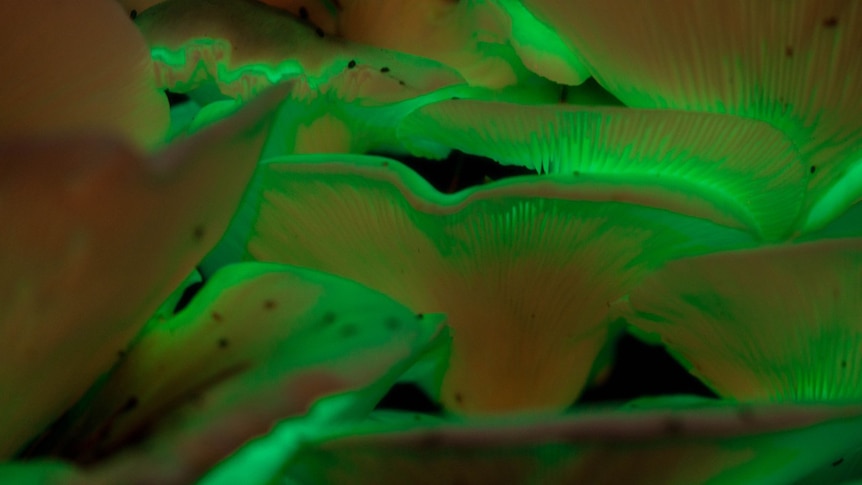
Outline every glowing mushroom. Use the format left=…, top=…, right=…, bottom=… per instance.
left=399, top=99, right=808, bottom=240
left=0, top=84, right=289, bottom=458
left=134, top=0, right=465, bottom=101
left=27, top=262, right=442, bottom=485
left=211, top=154, right=757, bottom=414
left=333, top=0, right=531, bottom=89
left=0, top=0, right=169, bottom=149
left=518, top=0, right=862, bottom=233
left=282, top=401, right=862, bottom=484
left=617, top=238, right=862, bottom=402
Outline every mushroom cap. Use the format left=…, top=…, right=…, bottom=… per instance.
left=519, top=0, right=862, bottom=233
left=618, top=238, right=862, bottom=402
left=333, top=0, right=526, bottom=89
left=399, top=99, right=808, bottom=240
left=213, top=153, right=756, bottom=414
left=0, top=0, right=169, bottom=149
left=28, top=262, right=442, bottom=484
left=282, top=400, right=862, bottom=484
left=135, top=0, right=465, bottom=101
left=0, top=84, right=288, bottom=458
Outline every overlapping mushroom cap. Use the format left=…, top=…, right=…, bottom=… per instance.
left=23, top=262, right=441, bottom=484
left=210, top=153, right=757, bottom=414
left=0, top=0, right=169, bottom=149
left=617, top=238, right=862, bottom=402
left=282, top=401, right=862, bottom=484
left=517, top=0, right=862, bottom=233
left=398, top=99, right=808, bottom=240
left=0, top=84, right=293, bottom=458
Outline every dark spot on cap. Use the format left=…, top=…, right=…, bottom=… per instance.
left=398, top=80, right=406, bottom=86
left=785, top=46, right=793, bottom=57
left=218, top=338, right=229, bottom=349
left=385, top=317, right=402, bottom=331
left=130, top=9, right=138, bottom=20
left=212, top=312, right=223, bottom=322
left=382, top=161, right=389, bottom=167
left=299, top=6, right=309, bottom=19
left=451, top=96, right=461, bottom=100
left=315, top=27, right=325, bottom=38
left=833, top=457, right=845, bottom=466
left=341, top=324, right=358, bottom=338
left=348, top=60, right=356, bottom=69
left=823, top=16, right=838, bottom=28
left=380, top=66, right=390, bottom=73
left=120, top=396, right=139, bottom=414
left=117, top=350, right=127, bottom=360
left=192, top=225, right=206, bottom=242
left=573, top=170, right=581, bottom=177
left=263, top=299, right=276, bottom=310
left=454, top=392, right=464, bottom=404
left=320, top=311, right=337, bottom=326
left=841, top=360, right=848, bottom=369
left=416, top=313, right=424, bottom=319
left=810, top=165, right=816, bottom=174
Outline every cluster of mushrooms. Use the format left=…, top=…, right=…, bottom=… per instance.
left=1, top=0, right=861, bottom=483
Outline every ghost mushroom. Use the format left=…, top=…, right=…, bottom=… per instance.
left=0, top=85, right=289, bottom=458
left=617, top=238, right=862, bottom=402
left=0, top=0, right=169, bottom=149
left=398, top=99, right=808, bottom=240
left=517, top=0, right=862, bottom=234
left=210, top=153, right=757, bottom=414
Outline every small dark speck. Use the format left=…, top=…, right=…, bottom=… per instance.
left=833, top=457, right=845, bottom=466
left=120, top=396, right=139, bottom=413
left=810, top=165, right=817, bottom=174
left=315, top=27, right=325, bottom=38
left=380, top=66, right=390, bottom=73
left=823, top=16, right=839, bottom=28
left=385, top=317, right=402, bottom=331
left=193, top=225, right=206, bottom=242
left=785, top=46, right=793, bottom=57
left=130, top=9, right=137, bottom=20
left=218, top=338, right=229, bottom=349
left=573, top=170, right=581, bottom=177
left=299, top=6, right=309, bottom=19
left=348, top=59, right=356, bottom=69
left=398, top=80, right=406, bottom=86
left=320, top=311, right=337, bottom=326
left=117, top=350, right=127, bottom=360
left=263, top=299, right=277, bottom=310
left=341, top=324, right=358, bottom=338
left=382, top=161, right=389, bottom=167
left=841, top=360, right=848, bottom=369
left=454, top=392, right=464, bottom=404
left=212, top=312, right=223, bottom=322
left=416, top=313, right=424, bottom=319
left=451, top=96, right=461, bottom=100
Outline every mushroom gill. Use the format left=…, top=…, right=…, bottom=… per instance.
left=398, top=99, right=808, bottom=240
left=618, top=238, right=862, bottom=402
left=519, top=0, right=862, bottom=233
left=212, top=154, right=756, bottom=414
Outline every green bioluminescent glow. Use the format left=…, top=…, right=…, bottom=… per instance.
left=2, top=0, right=862, bottom=483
